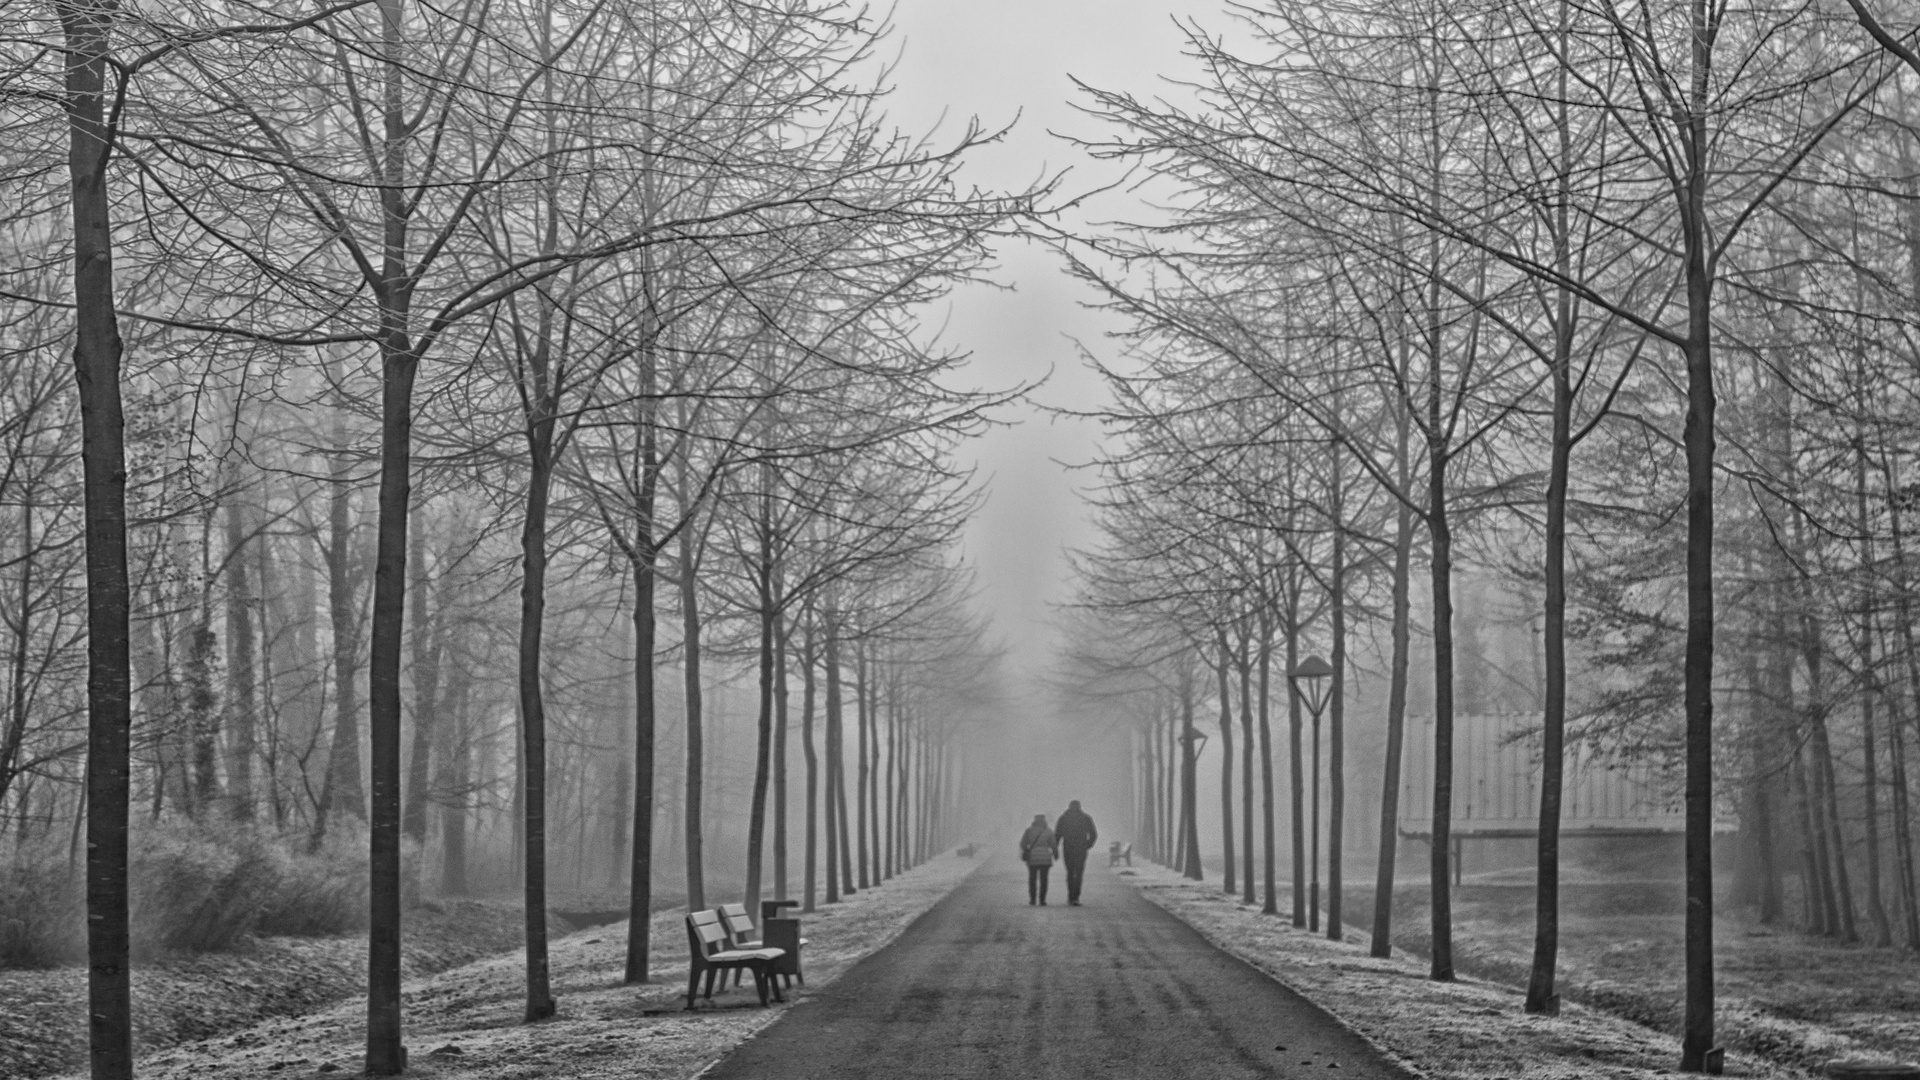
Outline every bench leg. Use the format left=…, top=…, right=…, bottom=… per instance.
left=703, top=968, right=719, bottom=1000
left=750, top=965, right=770, bottom=1006
left=687, top=965, right=701, bottom=1010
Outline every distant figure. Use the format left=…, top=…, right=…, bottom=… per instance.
left=1019, top=814, right=1057, bottom=905
left=1055, top=800, right=1099, bottom=905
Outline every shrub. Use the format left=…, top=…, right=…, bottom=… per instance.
left=0, top=843, right=85, bottom=969
left=128, top=823, right=285, bottom=959
left=1, top=822, right=385, bottom=966
left=255, top=834, right=367, bottom=938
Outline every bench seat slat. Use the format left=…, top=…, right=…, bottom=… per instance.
left=709, top=948, right=784, bottom=962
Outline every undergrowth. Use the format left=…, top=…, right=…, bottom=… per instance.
left=0, top=822, right=374, bottom=969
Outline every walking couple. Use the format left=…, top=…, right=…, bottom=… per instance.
left=1019, top=800, right=1097, bottom=906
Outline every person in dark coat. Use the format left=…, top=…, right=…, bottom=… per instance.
left=1019, top=814, right=1057, bottom=905
left=1054, top=800, right=1098, bottom=905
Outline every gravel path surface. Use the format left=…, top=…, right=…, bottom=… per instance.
left=703, top=856, right=1412, bottom=1079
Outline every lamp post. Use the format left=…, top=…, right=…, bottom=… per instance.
left=1290, top=655, right=1334, bottom=931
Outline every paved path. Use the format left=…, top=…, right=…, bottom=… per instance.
left=704, top=855, right=1412, bottom=1079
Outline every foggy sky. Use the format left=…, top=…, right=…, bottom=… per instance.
left=883, top=1, right=1208, bottom=673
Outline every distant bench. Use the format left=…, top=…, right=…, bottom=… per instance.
left=1109, top=841, right=1132, bottom=866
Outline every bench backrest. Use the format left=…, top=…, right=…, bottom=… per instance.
left=717, top=903, right=755, bottom=945
left=687, top=909, right=730, bottom=958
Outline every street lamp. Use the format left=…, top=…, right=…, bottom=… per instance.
left=1289, top=655, right=1335, bottom=930
left=1290, top=655, right=1334, bottom=715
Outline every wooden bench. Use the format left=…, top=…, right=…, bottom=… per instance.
left=685, top=909, right=784, bottom=1008
left=719, top=902, right=807, bottom=990
left=1108, top=841, right=1133, bottom=866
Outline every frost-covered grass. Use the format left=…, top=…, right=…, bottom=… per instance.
left=2, top=898, right=528, bottom=1080
left=75, top=851, right=983, bottom=1080
left=1122, top=861, right=1815, bottom=1080
left=1350, top=874, right=1920, bottom=1076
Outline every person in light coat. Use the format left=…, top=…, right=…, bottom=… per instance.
left=1019, top=814, right=1058, bottom=905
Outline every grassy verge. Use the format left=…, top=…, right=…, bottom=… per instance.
left=1341, top=875, right=1920, bottom=1075
left=66, top=852, right=983, bottom=1080
left=1, top=900, right=530, bottom=1080
left=1120, top=861, right=1813, bottom=1080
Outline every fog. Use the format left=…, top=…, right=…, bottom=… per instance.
left=8, top=0, right=1920, bottom=1076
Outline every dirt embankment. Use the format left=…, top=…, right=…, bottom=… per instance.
left=0, top=900, right=552, bottom=1080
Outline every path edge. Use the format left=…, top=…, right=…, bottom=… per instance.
left=1115, top=869, right=1432, bottom=1080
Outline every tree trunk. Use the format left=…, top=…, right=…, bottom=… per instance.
left=743, top=491, right=776, bottom=927
left=612, top=612, right=631, bottom=890
left=678, top=512, right=706, bottom=911
left=1881, top=449, right=1920, bottom=946
left=1257, top=613, right=1277, bottom=916
left=0, top=500, right=35, bottom=826
left=223, top=497, right=257, bottom=822
left=315, top=384, right=363, bottom=845
left=516, top=376, right=558, bottom=1020
left=884, top=671, right=896, bottom=879
left=897, top=704, right=913, bottom=869
left=1809, top=706, right=1859, bottom=941
left=870, top=664, right=883, bottom=880
left=1140, top=718, right=1158, bottom=865
left=1371, top=478, right=1415, bottom=958
left=1215, top=633, right=1236, bottom=895
left=1180, top=666, right=1203, bottom=881
left=1425, top=321, right=1458, bottom=982
left=829, top=615, right=855, bottom=898
left=802, top=616, right=819, bottom=913
left=62, top=2, right=135, bottom=1069
left=1678, top=3, right=1718, bottom=1063
left=1864, top=679, right=1894, bottom=946
left=773, top=581, right=790, bottom=901
left=621, top=345, right=660, bottom=983
left=1789, top=717, right=1831, bottom=932
left=1526, top=127, right=1576, bottom=1006
left=1288, top=598, right=1305, bottom=926
left=855, top=641, right=870, bottom=890
left=1328, top=473, right=1347, bottom=943
left=364, top=297, right=420, bottom=1076
left=1858, top=434, right=1894, bottom=945
left=824, top=607, right=842, bottom=903
left=1239, top=634, right=1255, bottom=906
left=1887, top=676, right=1920, bottom=947
left=402, top=520, right=445, bottom=844
left=186, top=596, right=220, bottom=813
left=440, top=661, right=472, bottom=896
left=1420, top=58, right=1457, bottom=985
